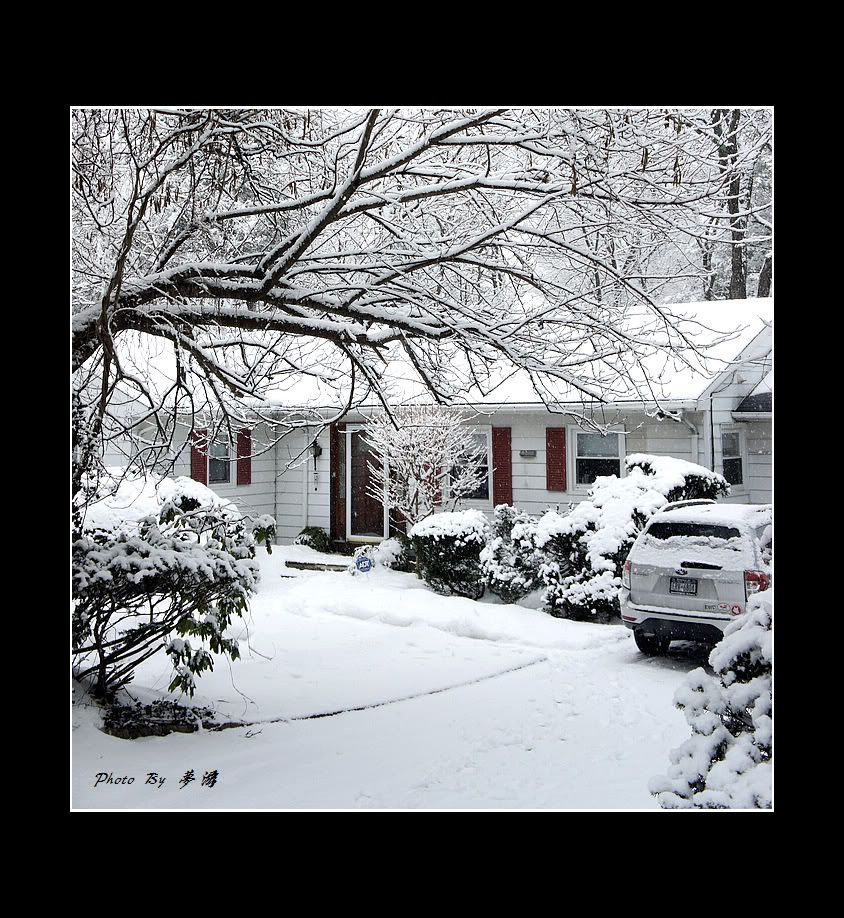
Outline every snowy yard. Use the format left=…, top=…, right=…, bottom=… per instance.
left=72, top=545, right=708, bottom=810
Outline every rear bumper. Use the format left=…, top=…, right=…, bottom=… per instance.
left=619, top=588, right=731, bottom=644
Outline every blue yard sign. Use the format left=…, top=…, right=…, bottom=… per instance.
left=355, top=555, right=373, bottom=573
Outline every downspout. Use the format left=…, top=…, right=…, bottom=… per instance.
left=273, top=426, right=279, bottom=542
left=710, top=394, right=715, bottom=471
left=303, top=427, right=310, bottom=528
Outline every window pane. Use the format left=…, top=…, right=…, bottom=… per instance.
left=648, top=522, right=741, bottom=541
left=209, top=441, right=230, bottom=483
left=576, top=457, right=620, bottom=485
left=465, top=477, right=489, bottom=500
left=453, top=433, right=489, bottom=500
left=723, top=431, right=740, bottom=458
left=577, top=432, right=619, bottom=458
left=723, top=457, right=743, bottom=486
left=208, top=459, right=229, bottom=483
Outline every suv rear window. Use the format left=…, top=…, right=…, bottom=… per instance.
left=646, top=522, right=742, bottom=540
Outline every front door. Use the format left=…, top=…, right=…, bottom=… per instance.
left=348, top=429, right=386, bottom=539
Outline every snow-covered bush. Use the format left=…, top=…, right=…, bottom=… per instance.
left=374, top=535, right=413, bottom=571
left=252, top=514, right=277, bottom=553
left=649, top=589, right=772, bottom=809
left=294, top=526, right=332, bottom=554
left=480, top=505, right=544, bottom=603
left=625, top=454, right=731, bottom=502
left=410, top=509, right=490, bottom=599
left=73, top=473, right=273, bottom=699
left=535, top=455, right=730, bottom=622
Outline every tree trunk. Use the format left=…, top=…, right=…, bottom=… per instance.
left=713, top=109, right=748, bottom=300
left=757, top=254, right=772, bottom=297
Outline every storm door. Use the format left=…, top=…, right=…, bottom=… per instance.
left=347, top=429, right=387, bottom=539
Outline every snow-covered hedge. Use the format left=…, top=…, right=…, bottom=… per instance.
left=73, top=472, right=275, bottom=699
left=294, top=526, right=332, bottom=554
left=480, top=505, right=544, bottom=603
left=410, top=509, right=490, bottom=599
left=649, top=590, right=773, bottom=809
left=535, top=455, right=730, bottom=622
left=625, top=454, right=731, bottom=502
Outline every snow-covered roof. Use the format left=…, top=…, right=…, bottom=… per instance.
left=470, top=298, right=772, bottom=407
left=736, top=369, right=773, bottom=412
left=262, top=297, right=773, bottom=410
left=750, top=369, right=773, bottom=396
left=111, top=296, right=773, bottom=417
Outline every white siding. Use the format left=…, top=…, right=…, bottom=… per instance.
left=698, top=325, right=772, bottom=505
left=169, top=422, right=278, bottom=526
left=134, top=420, right=331, bottom=545
left=413, top=409, right=706, bottom=519
left=274, top=426, right=331, bottom=543
left=745, top=421, right=772, bottom=505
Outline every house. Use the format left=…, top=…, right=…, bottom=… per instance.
left=116, top=299, right=772, bottom=548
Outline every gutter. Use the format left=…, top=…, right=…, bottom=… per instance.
left=731, top=412, right=772, bottom=421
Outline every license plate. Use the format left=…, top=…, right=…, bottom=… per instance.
left=670, top=577, right=698, bottom=595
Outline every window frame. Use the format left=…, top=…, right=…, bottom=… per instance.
left=448, top=426, right=493, bottom=508
left=721, top=426, right=747, bottom=491
left=571, top=428, right=627, bottom=491
left=207, top=438, right=231, bottom=484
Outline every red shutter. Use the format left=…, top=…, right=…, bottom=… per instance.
left=491, top=427, right=512, bottom=507
left=546, top=427, right=567, bottom=491
left=190, top=429, right=207, bottom=485
left=237, top=428, right=252, bottom=486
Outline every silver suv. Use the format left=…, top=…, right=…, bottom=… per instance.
left=619, top=500, right=772, bottom=655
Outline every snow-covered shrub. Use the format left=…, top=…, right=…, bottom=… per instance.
left=73, top=473, right=271, bottom=699
left=252, top=514, right=277, bottom=553
left=480, top=505, right=544, bottom=603
left=535, top=456, right=730, bottom=622
left=294, top=526, right=332, bottom=554
left=649, top=589, right=772, bottom=809
left=374, top=535, right=413, bottom=570
left=410, top=509, right=490, bottom=599
left=625, top=454, right=731, bottom=502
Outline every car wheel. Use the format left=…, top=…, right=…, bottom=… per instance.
left=634, top=630, right=671, bottom=656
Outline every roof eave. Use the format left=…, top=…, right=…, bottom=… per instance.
left=731, top=411, right=772, bottom=421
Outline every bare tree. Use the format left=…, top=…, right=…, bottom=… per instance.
left=362, top=406, right=488, bottom=527
left=72, top=107, right=772, bottom=504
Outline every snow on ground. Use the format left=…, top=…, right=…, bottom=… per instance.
left=72, top=547, right=704, bottom=810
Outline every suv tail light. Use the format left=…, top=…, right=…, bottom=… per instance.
left=744, top=569, right=770, bottom=597
left=622, top=559, right=631, bottom=589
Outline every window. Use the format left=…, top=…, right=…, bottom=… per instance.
left=647, top=522, right=741, bottom=541
left=208, top=440, right=230, bottom=483
left=722, top=430, right=743, bottom=486
left=452, top=432, right=490, bottom=501
left=574, top=432, right=623, bottom=485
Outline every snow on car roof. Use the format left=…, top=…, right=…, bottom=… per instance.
left=653, top=502, right=771, bottom=529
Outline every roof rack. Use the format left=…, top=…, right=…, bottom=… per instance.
left=658, top=499, right=718, bottom=512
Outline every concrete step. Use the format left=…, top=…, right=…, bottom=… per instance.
left=284, top=560, right=349, bottom=573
